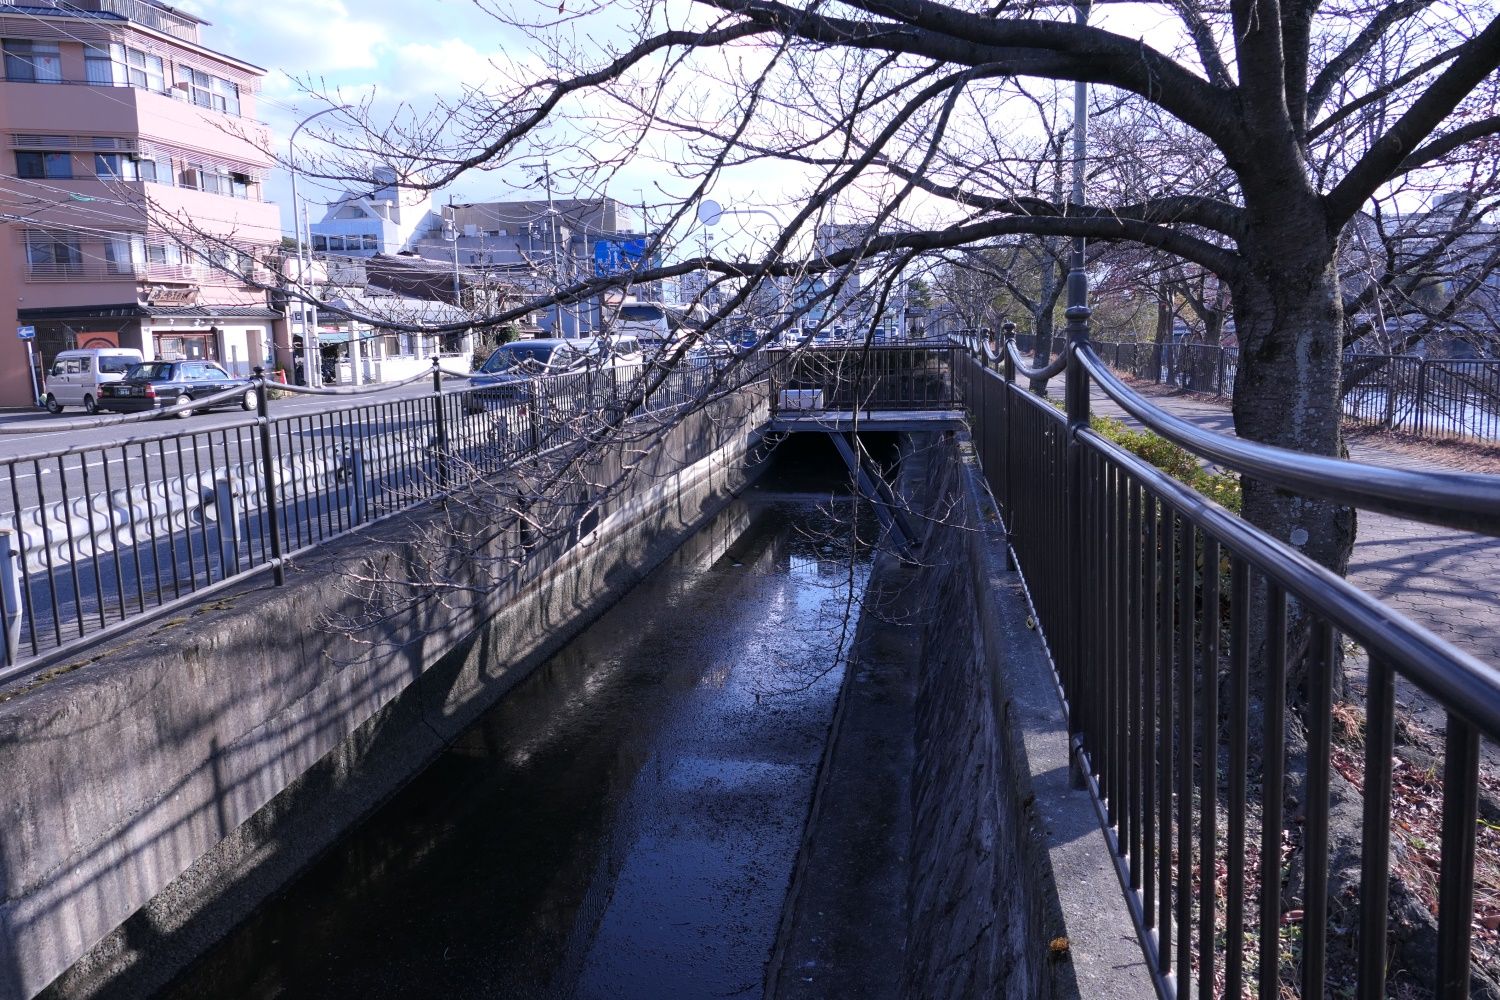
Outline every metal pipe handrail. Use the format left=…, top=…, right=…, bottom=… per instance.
left=1074, top=344, right=1500, bottom=537
left=269, top=366, right=438, bottom=397
left=1005, top=336, right=1071, bottom=382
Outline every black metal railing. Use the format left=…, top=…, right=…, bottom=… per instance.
left=0, top=357, right=722, bottom=682
left=953, top=328, right=1500, bottom=999
left=1091, top=340, right=1500, bottom=445
left=765, top=344, right=959, bottom=413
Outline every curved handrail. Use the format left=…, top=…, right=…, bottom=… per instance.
left=1005, top=336, right=1071, bottom=382
left=1073, top=344, right=1500, bottom=537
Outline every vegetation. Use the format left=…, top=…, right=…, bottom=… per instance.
left=1090, top=412, right=1243, bottom=514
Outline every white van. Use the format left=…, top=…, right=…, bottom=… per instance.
left=44, top=348, right=145, bottom=414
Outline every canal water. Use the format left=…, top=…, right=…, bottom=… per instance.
left=161, top=450, right=879, bottom=1000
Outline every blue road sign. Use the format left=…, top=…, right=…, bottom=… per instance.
left=16, top=325, right=35, bottom=340
left=593, top=237, right=651, bottom=277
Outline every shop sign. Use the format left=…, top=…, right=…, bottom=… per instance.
left=144, top=284, right=199, bottom=306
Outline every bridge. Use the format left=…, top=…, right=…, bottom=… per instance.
left=0, top=337, right=1497, bottom=999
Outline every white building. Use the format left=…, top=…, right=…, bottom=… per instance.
left=310, top=166, right=439, bottom=258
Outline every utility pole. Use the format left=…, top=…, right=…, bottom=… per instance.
left=543, top=159, right=564, bottom=336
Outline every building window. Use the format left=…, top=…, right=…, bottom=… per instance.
left=16, top=151, right=72, bottom=179
left=25, top=232, right=83, bottom=272
left=361, top=234, right=378, bottom=250
left=95, top=153, right=141, bottom=181
left=136, top=156, right=168, bottom=183
left=105, top=235, right=146, bottom=274
left=85, top=44, right=166, bottom=91
left=180, top=67, right=240, bottom=116
left=3, top=40, right=62, bottom=83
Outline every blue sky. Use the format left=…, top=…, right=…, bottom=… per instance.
left=178, top=0, right=610, bottom=237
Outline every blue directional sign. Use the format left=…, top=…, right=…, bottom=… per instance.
left=16, top=325, right=35, bottom=341
left=593, top=237, right=652, bottom=277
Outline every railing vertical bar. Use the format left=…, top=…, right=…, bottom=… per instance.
left=1158, top=499, right=1175, bottom=973
left=1175, top=514, right=1194, bottom=991
left=1358, top=657, right=1395, bottom=999
left=1301, top=620, right=1335, bottom=999
left=1127, top=474, right=1143, bottom=891
left=1259, top=585, right=1288, bottom=1000
left=1436, top=712, right=1479, bottom=999
left=1199, top=535, right=1220, bottom=1000
left=117, top=447, right=148, bottom=615
left=1142, top=490, right=1159, bottom=927
left=1225, top=556, right=1250, bottom=1000
left=55, top=455, right=86, bottom=638
left=98, top=448, right=128, bottom=621
left=190, top=432, right=213, bottom=589
left=9, top=461, right=41, bottom=656
left=77, top=450, right=109, bottom=631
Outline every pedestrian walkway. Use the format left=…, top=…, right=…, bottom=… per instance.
left=1088, top=382, right=1500, bottom=752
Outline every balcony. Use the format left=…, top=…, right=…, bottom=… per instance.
left=24, top=259, right=263, bottom=286
left=30, top=0, right=203, bottom=43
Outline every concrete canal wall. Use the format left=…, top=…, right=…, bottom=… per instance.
left=901, top=431, right=1153, bottom=999
left=0, top=391, right=768, bottom=1000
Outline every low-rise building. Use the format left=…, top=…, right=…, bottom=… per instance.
left=1, top=0, right=282, bottom=404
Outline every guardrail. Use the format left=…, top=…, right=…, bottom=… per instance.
left=952, top=328, right=1500, bottom=999
left=0, top=356, right=724, bottom=683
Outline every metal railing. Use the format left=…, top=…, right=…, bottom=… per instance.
left=0, top=356, right=722, bottom=682
left=953, top=328, right=1500, bottom=999
left=1093, top=340, right=1500, bottom=444
left=765, top=344, right=959, bottom=413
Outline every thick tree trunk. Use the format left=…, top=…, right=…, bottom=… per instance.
left=1230, top=221, right=1357, bottom=697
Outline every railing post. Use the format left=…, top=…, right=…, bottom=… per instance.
left=1063, top=284, right=1091, bottom=741
left=0, top=527, right=22, bottom=666
left=1216, top=346, right=1227, bottom=397
left=213, top=476, right=241, bottom=577
left=1414, top=358, right=1430, bottom=437
left=1001, top=322, right=1017, bottom=558
left=252, top=367, right=284, bottom=586
left=432, top=357, right=450, bottom=488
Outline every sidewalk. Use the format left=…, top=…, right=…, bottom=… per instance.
left=1088, top=381, right=1500, bottom=750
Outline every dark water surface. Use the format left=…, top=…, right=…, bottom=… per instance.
left=162, top=490, right=873, bottom=1000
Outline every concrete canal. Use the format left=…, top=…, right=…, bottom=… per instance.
left=157, top=438, right=883, bottom=999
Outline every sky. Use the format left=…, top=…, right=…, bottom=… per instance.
left=176, top=0, right=620, bottom=238
left=172, top=0, right=1189, bottom=254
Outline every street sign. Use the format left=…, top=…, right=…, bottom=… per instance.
left=16, top=325, right=35, bottom=340
left=593, top=237, right=652, bottom=277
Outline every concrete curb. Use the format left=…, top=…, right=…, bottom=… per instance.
left=956, top=432, right=1158, bottom=1000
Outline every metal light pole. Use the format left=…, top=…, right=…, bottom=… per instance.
left=696, top=200, right=789, bottom=331
left=286, top=104, right=348, bottom=387
left=1064, top=0, right=1092, bottom=354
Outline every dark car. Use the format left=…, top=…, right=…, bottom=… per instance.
left=98, top=360, right=258, bottom=417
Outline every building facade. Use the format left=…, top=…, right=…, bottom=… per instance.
left=309, top=165, right=438, bottom=258
left=1, top=0, right=281, bottom=406
left=408, top=197, right=646, bottom=336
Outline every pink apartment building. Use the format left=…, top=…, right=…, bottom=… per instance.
left=0, top=0, right=281, bottom=408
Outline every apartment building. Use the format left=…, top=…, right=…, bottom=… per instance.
left=310, top=165, right=438, bottom=258
left=0, top=0, right=281, bottom=407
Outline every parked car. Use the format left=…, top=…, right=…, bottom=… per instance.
left=43, top=348, right=144, bottom=414
left=467, top=337, right=643, bottom=409
left=97, top=361, right=258, bottom=417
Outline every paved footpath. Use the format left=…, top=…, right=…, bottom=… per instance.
left=1087, top=383, right=1500, bottom=753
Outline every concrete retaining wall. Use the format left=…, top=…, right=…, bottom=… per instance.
left=902, top=431, right=1154, bottom=1000
left=0, top=391, right=767, bottom=1000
